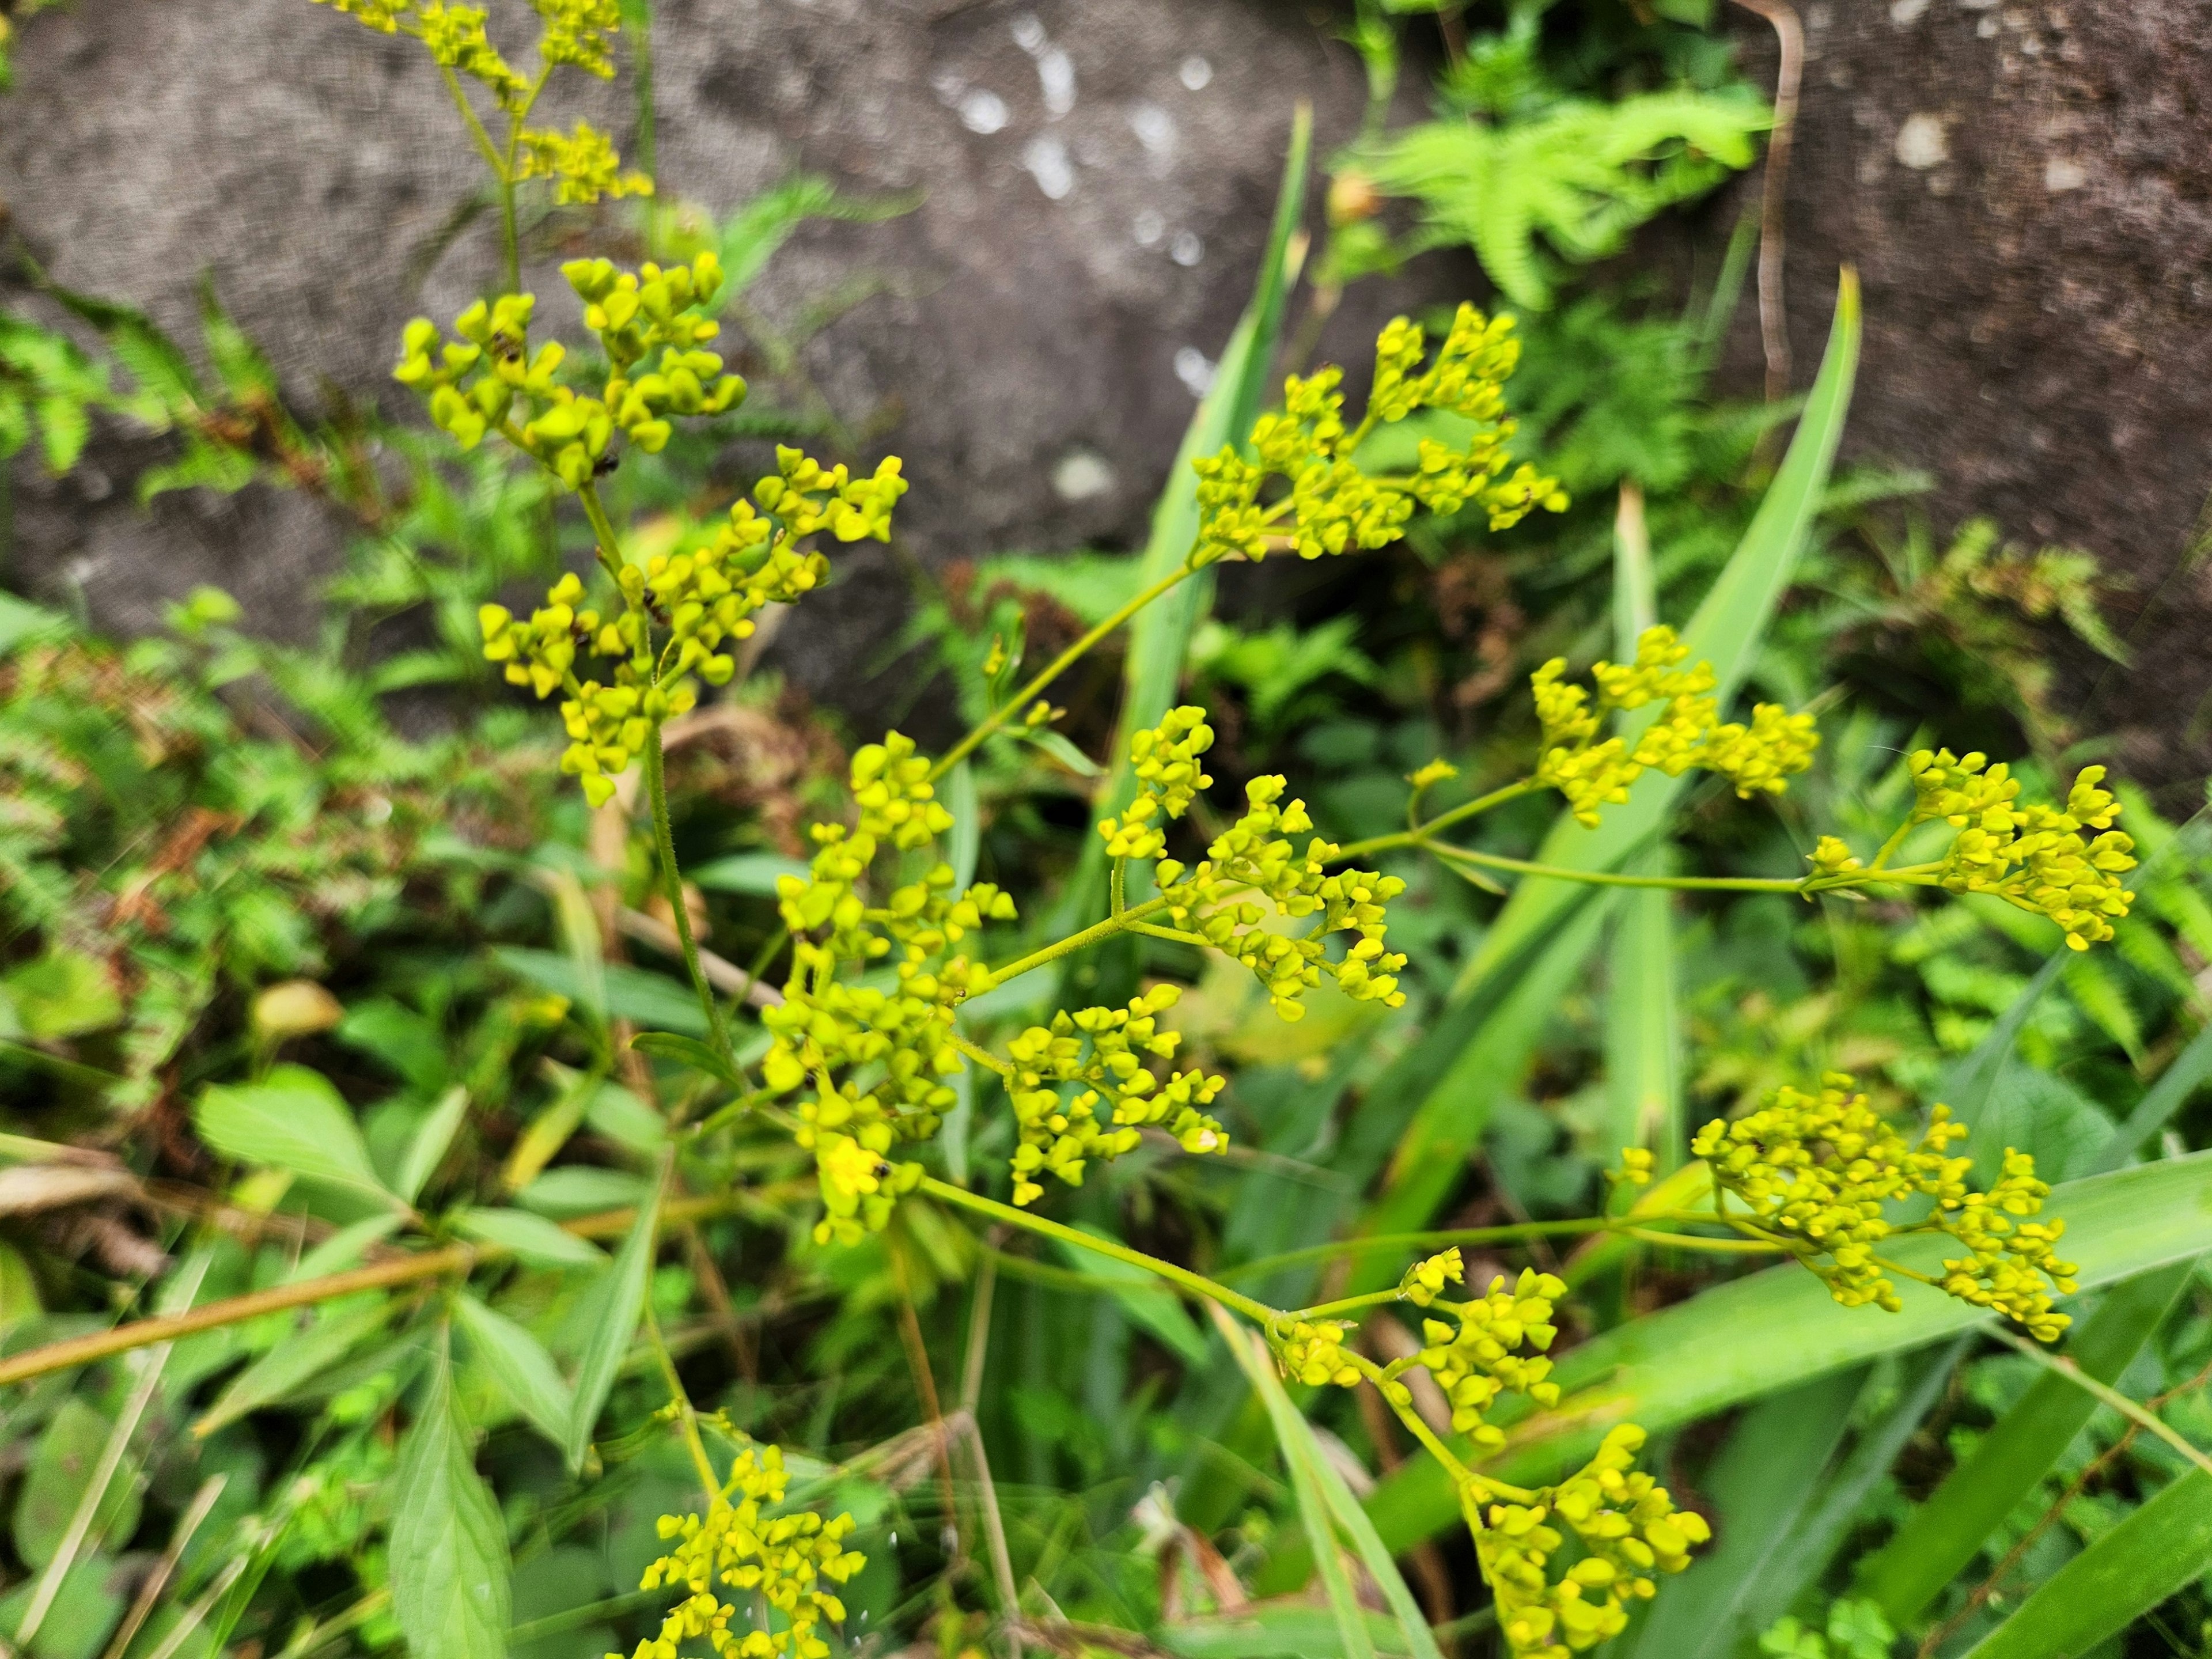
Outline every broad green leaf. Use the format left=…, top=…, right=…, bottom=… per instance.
left=454, top=1293, right=574, bottom=1451
left=1960, top=1468, right=2212, bottom=1659
left=2088, top=1019, right=2212, bottom=1175
left=289, top=1213, right=405, bottom=1281
left=1053, top=1226, right=1209, bottom=1366
left=195, top=1065, right=396, bottom=1204
left=1623, top=1370, right=1859, bottom=1659
left=1855, top=1259, right=2194, bottom=1626
left=1731, top=1342, right=1961, bottom=1644
left=456, top=1207, right=607, bottom=1270
left=494, top=949, right=708, bottom=1037
left=687, top=852, right=811, bottom=896
left=0, top=594, right=69, bottom=659
left=630, top=1031, right=748, bottom=1090
left=1356, top=1149, right=2212, bottom=1557
left=1, top=949, right=122, bottom=1041
left=565, top=1160, right=665, bottom=1471
left=335, top=998, right=449, bottom=1095
left=516, top=1166, right=649, bottom=1217
left=12, top=1401, right=141, bottom=1570
left=1350, top=276, right=1861, bottom=1265
left=0, top=1554, right=124, bottom=1659
left=390, top=1335, right=512, bottom=1659
left=192, top=1300, right=391, bottom=1437
left=1215, top=1309, right=1376, bottom=1659
left=397, top=1085, right=470, bottom=1204
left=584, top=1078, right=666, bottom=1156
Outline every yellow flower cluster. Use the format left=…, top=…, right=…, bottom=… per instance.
left=614, top=1441, right=865, bottom=1659
left=1477, top=1425, right=1710, bottom=1659
left=1528, top=626, right=1819, bottom=828
left=1908, top=750, right=2136, bottom=950
left=1275, top=1318, right=1361, bottom=1387
left=1155, top=773, right=1408, bottom=1021
left=764, top=737, right=1016, bottom=1241
left=1416, top=1267, right=1565, bottom=1448
left=1005, top=986, right=1226, bottom=1206
left=1400, top=1246, right=1466, bottom=1306
left=1098, top=707, right=1215, bottom=860
left=396, top=255, right=760, bottom=485
left=1190, top=305, right=1565, bottom=570
left=311, top=0, right=644, bottom=203
left=1688, top=1073, right=2077, bottom=1339
left=476, top=446, right=889, bottom=805
left=518, top=121, right=652, bottom=204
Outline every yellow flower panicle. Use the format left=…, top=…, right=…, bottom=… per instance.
left=614, top=1441, right=866, bottom=1659
left=1908, top=749, right=2136, bottom=949
left=762, top=736, right=1014, bottom=1241
left=1005, top=985, right=1226, bottom=1206
left=312, top=0, right=643, bottom=200
left=1276, top=1319, right=1360, bottom=1387
left=472, top=432, right=899, bottom=805
left=1477, top=1425, right=1710, bottom=1659
left=1400, top=1246, right=1466, bottom=1306
left=1417, top=1267, right=1565, bottom=1447
left=1155, top=770, right=1409, bottom=1022
left=519, top=121, right=653, bottom=204
left=1688, top=1072, right=2078, bottom=1339
left=1098, top=707, right=1214, bottom=860
left=1191, top=304, right=1566, bottom=570
left=1529, top=626, right=1818, bottom=828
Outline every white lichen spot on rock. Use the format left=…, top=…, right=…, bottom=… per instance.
left=1895, top=112, right=1949, bottom=170
left=2044, top=156, right=2086, bottom=191
left=1051, top=449, right=1116, bottom=502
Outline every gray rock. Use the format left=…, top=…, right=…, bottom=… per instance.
left=0, top=0, right=1445, bottom=732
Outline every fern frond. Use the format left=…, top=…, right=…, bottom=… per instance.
left=1363, top=89, right=1768, bottom=309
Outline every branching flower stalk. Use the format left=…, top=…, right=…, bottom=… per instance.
left=0, top=268, right=2126, bottom=1655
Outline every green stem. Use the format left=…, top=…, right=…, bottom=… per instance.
left=643, top=1302, right=723, bottom=1504
left=1217, top=1220, right=1623, bottom=1283
left=978, top=895, right=1170, bottom=990
left=1338, top=779, right=1543, bottom=861
left=1291, top=1289, right=1408, bottom=1321
left=947, top=1030, right=1012, bottom=1078
left=1869, top=816, right=1919, bottom=873
left=1987, top=1324, right=2212, bottom=1480
left=1429, top=842, right=1813, bottom=895
left=433, top=64, right=520, bottom=296
left=642, top=728, right=731, bottom=1063
left=919, top=1177, right=1279, bottom=1326
left=928, top=564, right=1202, bottom=782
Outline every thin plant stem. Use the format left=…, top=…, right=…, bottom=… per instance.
left=575, top=481, right=732, bottom=1063
left=1338, top=779, right=1543, bottom=859
left=920, top=1177, right=1279, bottom=1326
left=0, top=1188, right=754, bottom=1387
left=948, top=1029, right=1013, bottom=1078
left=99, top=1474, right=229, bottom=1659
left=928, top=565, right=1203, bottom=781
left=431, top=63, right=519, bottom=295
left=1987, top=1325, right=2212, bottom=1479
left=643, top=1302, right=722, bottom=1503
left=980, top=895, right=1170, bottom=989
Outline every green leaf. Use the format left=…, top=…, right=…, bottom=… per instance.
left=0, top=594, right=69, bottom=659
left=194, top=1065, right=397, bottom=1204
left=389, top=1334, right=512, bottom=1659
left=584, top=1078, right=667, bottom=1156
left=2088, top=1020, right=2212, bottom=1174
left=12, top=1400, right=141, bottom=1570
left=945, top=760, right=981, bottom=892
left=493, top=949, right=708, bottom=1038
left=1215, top=1309, right=1376, bottom=1659
left=1162, top=1602, right=1421, bottom=1657
left=397, top=1085, right=470, bottom=1204
left=687, top=852, right=811, bottom=896
left=192, top=1299, right=392, bottom=1437
left=1855, top=1259, right=2195, bottom=1626
left=1959, top=1468, right=2212, bottom=1659
left=454, top=1292, right=574, bottom=1452
left=629, top=1030, right=748, bottom=1090
left=1355, top=1147, right=2212, bottom=1558
left=565, top=1160, right=665, bottom=1471
left=1052, top=1226, right=1209, bottom=1365
left=456, top=1207, right=608, bottom=1271
left=1, top=950, right=122, bottom=1041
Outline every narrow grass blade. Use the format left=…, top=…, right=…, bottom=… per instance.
left=1213, top=1304, right=1380, bottom=1659
left=2086, top=1019, right=2212, bottom=1175
left=397, top=1085, right=469, bottom=1205
left=1855, top=1259, right=2196, bottom=1626
left=1959, top=1468, right=2212, bottom=1659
